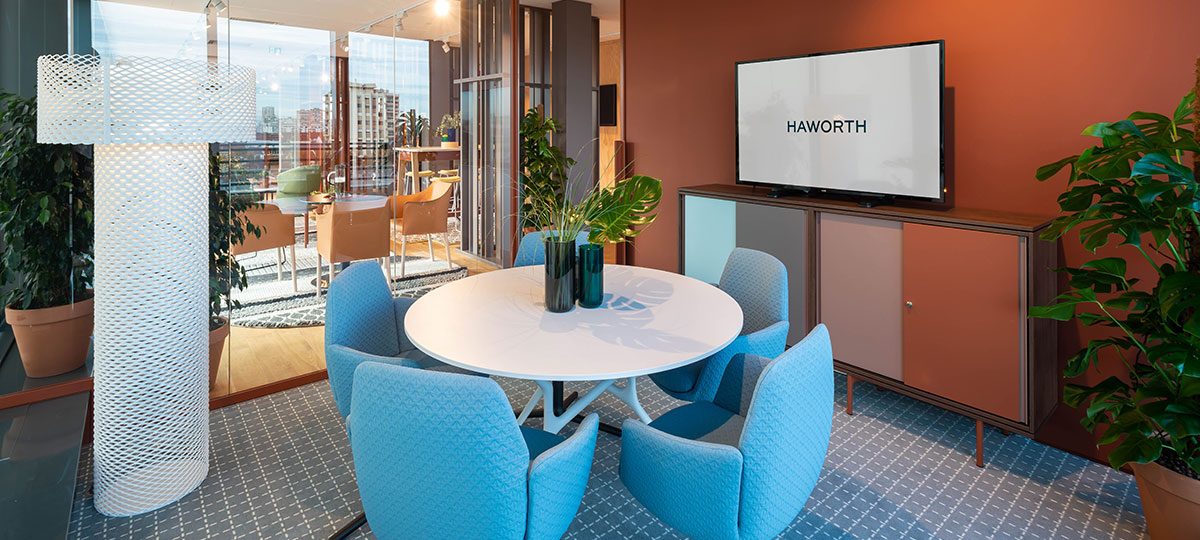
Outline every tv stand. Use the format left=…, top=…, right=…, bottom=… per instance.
left=857, top=195, right=895, bottom=208
left=765, top=187, right=811, bottom=199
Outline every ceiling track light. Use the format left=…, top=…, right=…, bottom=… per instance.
left=442, top=41, right=451, bottom=53
left=434, top=0, right=451, bottom=17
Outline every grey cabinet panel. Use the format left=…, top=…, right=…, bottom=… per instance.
left=734, top=203, right=807, bottom=345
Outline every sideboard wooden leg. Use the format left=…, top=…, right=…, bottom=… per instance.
left=846, top=374, right=856, bottom=415
left=1000, top=428, right=1011, bottom=436
left=975, top=419, right=985, bottom=468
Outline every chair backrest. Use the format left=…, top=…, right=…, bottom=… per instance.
left=737, top=324, right=833, bottom=540
left=513, top=230, right=592, bottom=267
left=319, top=203, right=390, bottom=262
left=389, top=184, right=435, bottom=221
left=325, top=263, right=400, bottom=415
left=276, top=164, right=321, bottom=195
left=399, top=182, right=453, bottom=236
left=231, top=204, right=294, bottom=256
left=718, top=248, right=788, bottom=334
left=351, top=362, right=529, bottom=540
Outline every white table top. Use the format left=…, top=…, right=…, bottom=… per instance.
left=404, top=265, right=744, bottom=381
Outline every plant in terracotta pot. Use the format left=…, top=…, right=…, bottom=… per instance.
left=1031, top=89, right=1200, bottom=539
left=208, top=152, right=262, bottom=389
left=0, top=92, right=94, bottom=378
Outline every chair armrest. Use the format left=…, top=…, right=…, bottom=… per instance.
left=618, top=419, right=743, bottom=540
left=525, top=414, right=600, bottom=540
left=689, top=320, right=789, bottom=404
left=325, top=344, right=420, bottom=418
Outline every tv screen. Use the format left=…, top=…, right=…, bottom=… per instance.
left=736, top=41, right=944, bottom=201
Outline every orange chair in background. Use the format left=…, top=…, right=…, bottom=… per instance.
left=389, top=182, right=453, bottom=276
left=232, top=204, right=298, bottom=291
left=315, top=202, right=392, bottom=298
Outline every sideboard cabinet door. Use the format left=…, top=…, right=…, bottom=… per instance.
left=901, top=223, right=1024, bottom=422
left=818, top=213, right=904, bottom=381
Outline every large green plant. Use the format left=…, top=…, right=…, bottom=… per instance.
left=0, top=92, right=93, bottom=310
left=519, top=108, right=572, bottom=230
left=398, top=109, right=428, bottom=147
left=209, top=152, right=262, bottom=330
left=1032, top=91, right=1200, bottom=476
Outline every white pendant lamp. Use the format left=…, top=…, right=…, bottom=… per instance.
left=36, top=55, right=255, bottom=516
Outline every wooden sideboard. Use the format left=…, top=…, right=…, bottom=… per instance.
left=679, top=183, right=1059, bottom=466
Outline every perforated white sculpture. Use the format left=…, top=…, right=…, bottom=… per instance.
left=36, top=55, right=255, bottom=516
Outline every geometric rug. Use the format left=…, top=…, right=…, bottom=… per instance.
left=230, top=240, right=467, bottom=328
left=67, top=373, right=1148, bottom=539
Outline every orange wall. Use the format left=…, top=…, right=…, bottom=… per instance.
left=624, top=0, right=1200, bottom=461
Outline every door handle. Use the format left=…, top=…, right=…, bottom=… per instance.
left=905, top=301, right=913, bottom=309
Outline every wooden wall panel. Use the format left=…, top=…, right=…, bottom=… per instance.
left=818, top=214, right=903, bottom=380
left=901, top=223, right=1023, bottom=421
left=598, top=38, right=621, bottom=187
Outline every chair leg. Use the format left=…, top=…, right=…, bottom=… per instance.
left=316, top=254, right=322, bottom=298
left=400, top=235, right=407, bottom=277
left=290, top=243, right=297, bottom=292
left=384, top=254, right=392, bottom=283
left=444, top=233, right=452, bottom=269
left=276, top=247, right=283, bottom=280
left=427, top=235, right=434, bottom=258
left=329, top=260, right=335, bottom=282
left=304, top=216, right=310, bottom=247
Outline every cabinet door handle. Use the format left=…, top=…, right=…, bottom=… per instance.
left=906, top=301, right=913, bottom=309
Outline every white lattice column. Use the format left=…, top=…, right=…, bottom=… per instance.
left=37, top=56, right=255, bottom=516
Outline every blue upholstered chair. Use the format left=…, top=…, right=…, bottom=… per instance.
left=619, top=324, right=834, bottom=540
left=350, top=361, right=601, bottom=540
left=513, top=230, right=592, bottom=267
left=649, top=247, right=789, bottom=402
left=324, top=261, right=472, bottom=423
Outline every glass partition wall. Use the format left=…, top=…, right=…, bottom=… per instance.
left=86, top=0, right=504, bottom=400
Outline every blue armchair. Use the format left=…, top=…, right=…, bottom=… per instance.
left=513, top=230, right=592, bottom=267
left=619, top=324, right=834, bottom=540
left=324, top=261, right=473, bottom=422
left=649, top=247, right=789, bottom=402
left=350, top=361, right=600, bottom=540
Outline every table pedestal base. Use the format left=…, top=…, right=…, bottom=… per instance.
left=517, top=377, right=652, bottom=435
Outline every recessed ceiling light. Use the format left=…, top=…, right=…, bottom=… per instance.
left=434, top=0, right=450, bottom=17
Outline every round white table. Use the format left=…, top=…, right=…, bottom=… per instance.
left=404, top=264, right=744, bottom=434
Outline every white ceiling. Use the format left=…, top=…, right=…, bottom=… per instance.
left=106, top=0, right=620, bottom=44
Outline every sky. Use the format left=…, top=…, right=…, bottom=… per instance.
left=91, top=1, right=430, bottom=127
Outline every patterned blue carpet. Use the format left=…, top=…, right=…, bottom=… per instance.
left=68, top=373, right=1146, bottom=539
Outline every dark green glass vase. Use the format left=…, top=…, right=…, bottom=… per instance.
left=544, top=240, right=576, bottom=313
left=577, top=243, right=604, bottom=309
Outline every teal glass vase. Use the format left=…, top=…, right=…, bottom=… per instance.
left=577, top=243, right=603, bottom=309
left=544, top=239, right=576, bottom=313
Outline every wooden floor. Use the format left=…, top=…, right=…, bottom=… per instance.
left=208, top=238, right=499, bottom=399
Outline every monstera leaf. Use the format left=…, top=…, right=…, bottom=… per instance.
left=585, top=175, right=661, bottom=245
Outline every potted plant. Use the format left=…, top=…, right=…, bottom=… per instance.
left=1031, top=89, right=1200, bottom=539
left=438, top=111, right=461, bottom=149
left=0, top=92, right=94, bottom=378
left=521, top=108, right=661, bottom=312
left=398, top=109, right=429, bottom=148
left=208, top=152, right=262, bottom=389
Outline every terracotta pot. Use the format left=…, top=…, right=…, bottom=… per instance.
left=209, top=318, right=230, bottom=390
left=4, top=297, right=93, bottom=378
left=1132, top=461, right=1200, bottom=539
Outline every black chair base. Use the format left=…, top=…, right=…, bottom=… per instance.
left=330, top=512, right=367, bottom=540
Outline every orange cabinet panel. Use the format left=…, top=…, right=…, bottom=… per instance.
left=901, top=223, right=1024, bottom=422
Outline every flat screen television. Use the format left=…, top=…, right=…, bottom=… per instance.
left=736, top=40, right=945, bottom=203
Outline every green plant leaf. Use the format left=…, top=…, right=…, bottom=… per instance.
left=1107, top=432, right=1162, bottom=470
left=1131, top=152, right=1194, bottom=180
